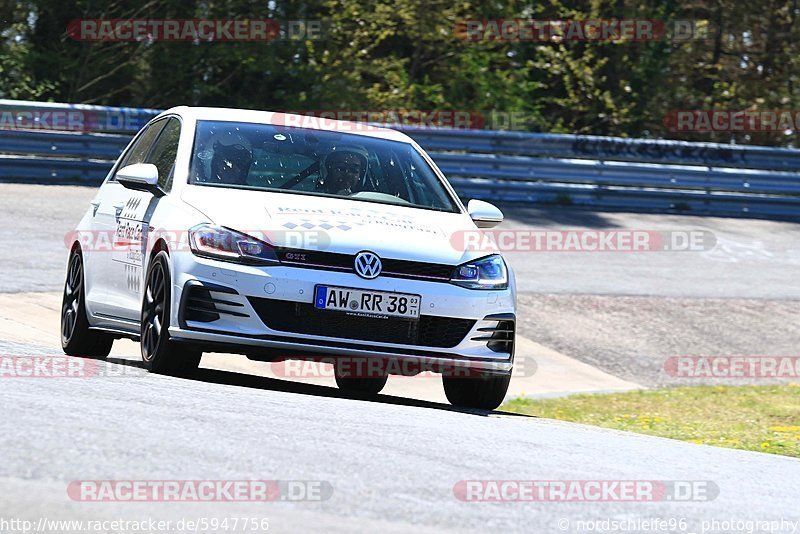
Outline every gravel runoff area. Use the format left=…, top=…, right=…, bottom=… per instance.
left=516, top=293, right=800, bottom=387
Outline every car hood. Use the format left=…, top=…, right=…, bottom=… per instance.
left=181, top=186, right=484, bottom=265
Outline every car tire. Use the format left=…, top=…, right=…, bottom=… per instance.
left=335, top=375, right=388, bottom=395
left=61, top=248, right=114, bottom=358
left=442, top=372, right=511, bottom=410
left=334, top=360, right=388, bottom=395
left=141, top=251, right=202, bottom=376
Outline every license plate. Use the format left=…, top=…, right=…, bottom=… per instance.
left=314, top=285, right=421, bottom=320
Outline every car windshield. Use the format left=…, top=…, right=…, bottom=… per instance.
left=189, top=120, right=459, bottom=213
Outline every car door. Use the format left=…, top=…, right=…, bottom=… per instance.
left=106, top=117, right=183, bottom=320
left=81, top=181, right=116, bottom=314
left=91, top=119, right=167, bottom=320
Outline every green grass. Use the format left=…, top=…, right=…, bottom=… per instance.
left=501, top=385, right=800, bottom=458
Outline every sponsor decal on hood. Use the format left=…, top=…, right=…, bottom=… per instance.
left=269, top=205, right=442, bottom=235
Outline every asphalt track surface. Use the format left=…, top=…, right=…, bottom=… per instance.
left=1, top=184, right=799, bottom=533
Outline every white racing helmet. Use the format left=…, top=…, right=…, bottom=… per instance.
left=318, top=144, right=370, bottom=188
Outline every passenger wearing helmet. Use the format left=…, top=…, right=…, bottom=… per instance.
left=319, top=146, right=369, bottom=196
left=207, top=132, right=253, bottom=185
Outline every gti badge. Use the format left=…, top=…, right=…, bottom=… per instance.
left=354, top=251, right=382, bottom=279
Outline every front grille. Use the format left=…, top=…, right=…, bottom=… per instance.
left=275, top=248, right=453, bottom=281
left=276, top=249, right=352, bottom=270
left=248, top=297, right=475, bottom=348
left=381, top=258, right=453, bottom=279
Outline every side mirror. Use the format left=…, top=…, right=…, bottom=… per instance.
left=116, top=163, right=165, bottom=197
left=467, top=199, right=503, bottom=228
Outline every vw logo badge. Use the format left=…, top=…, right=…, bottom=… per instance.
left=354, top=251, right=382, bottom=279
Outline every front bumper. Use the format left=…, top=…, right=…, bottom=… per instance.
left=169, top=253, right=517, bottom=374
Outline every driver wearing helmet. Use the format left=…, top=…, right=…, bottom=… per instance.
left=207, top=132, right=253, bottom=185
left=318, top=146, right=369, bottom=196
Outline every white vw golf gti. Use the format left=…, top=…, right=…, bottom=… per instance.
left=61, top=107, right=516, bottom=409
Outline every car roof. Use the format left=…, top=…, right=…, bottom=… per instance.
left=156, top=106, right=417, bottom=144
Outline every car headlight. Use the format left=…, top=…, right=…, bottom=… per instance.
left=450, top=254, right=508, bottom=290
left=188, top=224, right=279, bottom=265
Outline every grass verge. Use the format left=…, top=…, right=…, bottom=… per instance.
left=501, top=385, right=800, bottom=458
